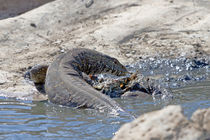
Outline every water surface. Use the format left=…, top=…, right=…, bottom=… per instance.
left=0, top=79, right=209, bottom=140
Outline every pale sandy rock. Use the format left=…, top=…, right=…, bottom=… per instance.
left=0, top=81, right=48, bottom=101
left=191, top=108, right=210, bottom=138
left=113, top=105, right=206, bottom=140
left=0, top=70, right=9, bottom=84
left=0, top=0, right=210, bottom=99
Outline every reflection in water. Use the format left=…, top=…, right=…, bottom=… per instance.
left=0, top=80, right=209, bottom=139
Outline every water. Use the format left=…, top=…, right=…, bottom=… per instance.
left=0, top=57, right=209, bottom=139
left=0, top=97, right=130, bottom=140
left=0, top=80, right=209, bottom=140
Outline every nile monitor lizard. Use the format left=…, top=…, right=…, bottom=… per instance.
left=27, top=48, right=129, bottom=114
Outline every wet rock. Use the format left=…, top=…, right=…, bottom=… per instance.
left=113, top=105, right=209, bottom=140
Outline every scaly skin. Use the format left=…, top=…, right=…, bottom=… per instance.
left=44, top=48, right=128, bottom=113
